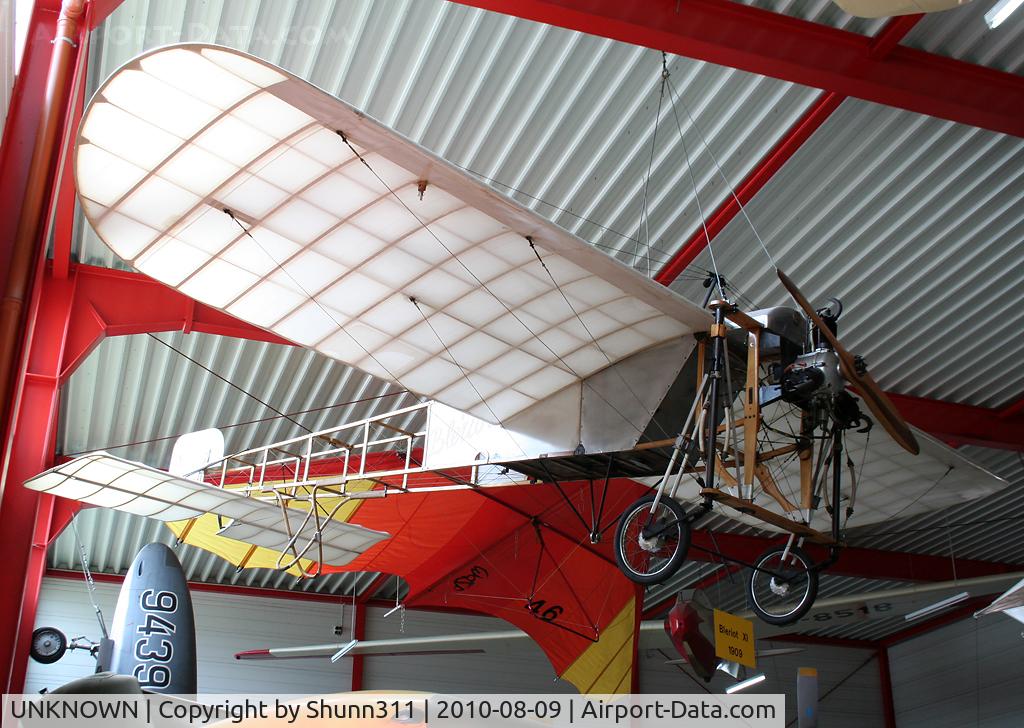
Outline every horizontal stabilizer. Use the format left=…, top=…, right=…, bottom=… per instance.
left=24, top=453, right=388, bottom=566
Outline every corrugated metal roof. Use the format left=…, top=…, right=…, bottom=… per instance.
left=73, top=0, right=820, bottom=275
left=59, top=330, right=421, bottom=467
left=45, top=0, right=1024, bottom=639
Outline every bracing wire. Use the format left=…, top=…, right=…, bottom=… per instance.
left=71, top=516, right=109, bottom=638
left=666, top=72, right=777, bottom=269
left=664, top=59, right=726, bottom=302
left=408, top=296, right=528, bottom=457
left=63, top=390, right=409, bottom=457
left=224, top=210, right=419, bottom=400
left=334, top=131, right=654, bottom=440
left=635, top=53, right=669, bottom=276
left=525, top=236, right=672, bottom=441
left=146, top=333, right=315, bottom=435
left=451, top=161, right=685, bottom=262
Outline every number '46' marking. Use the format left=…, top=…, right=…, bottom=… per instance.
left=525, top=599, right=564, bottom=623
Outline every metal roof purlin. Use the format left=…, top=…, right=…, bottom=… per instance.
left=452, top=0, right=1024, bottom=138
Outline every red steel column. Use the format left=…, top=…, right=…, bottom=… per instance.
left=351, top=603, right=367, bottom=691
left=0, top=0, right=89, bottom=693
left=877, top=647, right=897, bottom=728
left=1, top=272, right=100, bottom=693
left=0, top=0, right=84, bottom=436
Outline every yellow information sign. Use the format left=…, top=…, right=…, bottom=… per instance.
left=713, top=608, right=756, bottom=668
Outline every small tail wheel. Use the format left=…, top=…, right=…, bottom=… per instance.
left=614, top=494, right=690, bottom=585
left=30, top=627, right=68, bottom=664
left=746, top=545, right=819, bottom=626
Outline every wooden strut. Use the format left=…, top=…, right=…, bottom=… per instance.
left=700, top=489, right=837, bottom=546
left=742, top=328, right=760, bottom=489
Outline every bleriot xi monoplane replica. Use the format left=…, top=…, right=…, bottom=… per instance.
left=25, top=44, right=1007, bottom=689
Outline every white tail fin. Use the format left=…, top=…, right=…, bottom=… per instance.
left=797, top=667, right=819, bottom=728
left=169, top=429, right=224, bottom=483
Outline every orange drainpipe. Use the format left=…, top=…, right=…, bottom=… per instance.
left=0, top=0, right=85, bottom=427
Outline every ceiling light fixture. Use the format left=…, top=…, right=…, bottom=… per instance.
left=985, top=0, right=1024, bottom=28
left=726, top=673, right=766, bottom=694
left=904, top=592, right=970, bottom=622
left=330, top=639, right=359, bottom=663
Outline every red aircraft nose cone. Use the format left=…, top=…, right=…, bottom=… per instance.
left=664, top=601, right=718, bottom=682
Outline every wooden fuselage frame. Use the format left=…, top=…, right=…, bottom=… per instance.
left=697, top=308, right=836, bottom=546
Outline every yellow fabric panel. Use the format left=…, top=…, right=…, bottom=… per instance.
left=165, top=514, right=313, bottom=577
left=164, top=478, right=377, bottom=577
left=560, top=598, right=636, bottom=695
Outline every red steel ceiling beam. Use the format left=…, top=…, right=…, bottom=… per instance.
left=451, top=0, right=1024, bottom=138
left=998, top=395, right=1024, bottom=421
left=56, top=263, right=293, bottom=381
left=688, top=531, right=1019, bottom=583
left=887, top=392, right=1024, bottom=452
left=357, top=572, right=393, bottom=604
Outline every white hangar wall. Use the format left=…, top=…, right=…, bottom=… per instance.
left=890, top=614, right=1024, bottom=727
left=28, top=573, right=1020, bottom=726
left=26, top=578, right=578, bottom=695
left=361, top=605, right=577, bottom=693
left=640, top=642, right=883, bottom=726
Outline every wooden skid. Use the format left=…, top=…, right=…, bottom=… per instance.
left=700, top=489, right=837, bottom=545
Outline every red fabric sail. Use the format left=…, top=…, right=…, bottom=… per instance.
left=318, top=467, right=651, bottom=692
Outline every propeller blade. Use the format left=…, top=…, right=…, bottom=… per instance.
left=776, top=268, right=919, bottom=455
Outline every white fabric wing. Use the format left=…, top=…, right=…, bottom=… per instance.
left=74, top=44, right=710, bottom=426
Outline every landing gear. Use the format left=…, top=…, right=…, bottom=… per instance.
left=745, top=545, right=819, bottom=626
left=614, top=494, right=691, bottom=585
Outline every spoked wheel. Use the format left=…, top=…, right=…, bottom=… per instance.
left=746, top=545, right=819, bottom=626
left=614, top=494, right=691, bottom=585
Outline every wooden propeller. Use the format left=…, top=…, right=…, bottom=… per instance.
left=776, top=268, right=920, bottom=455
